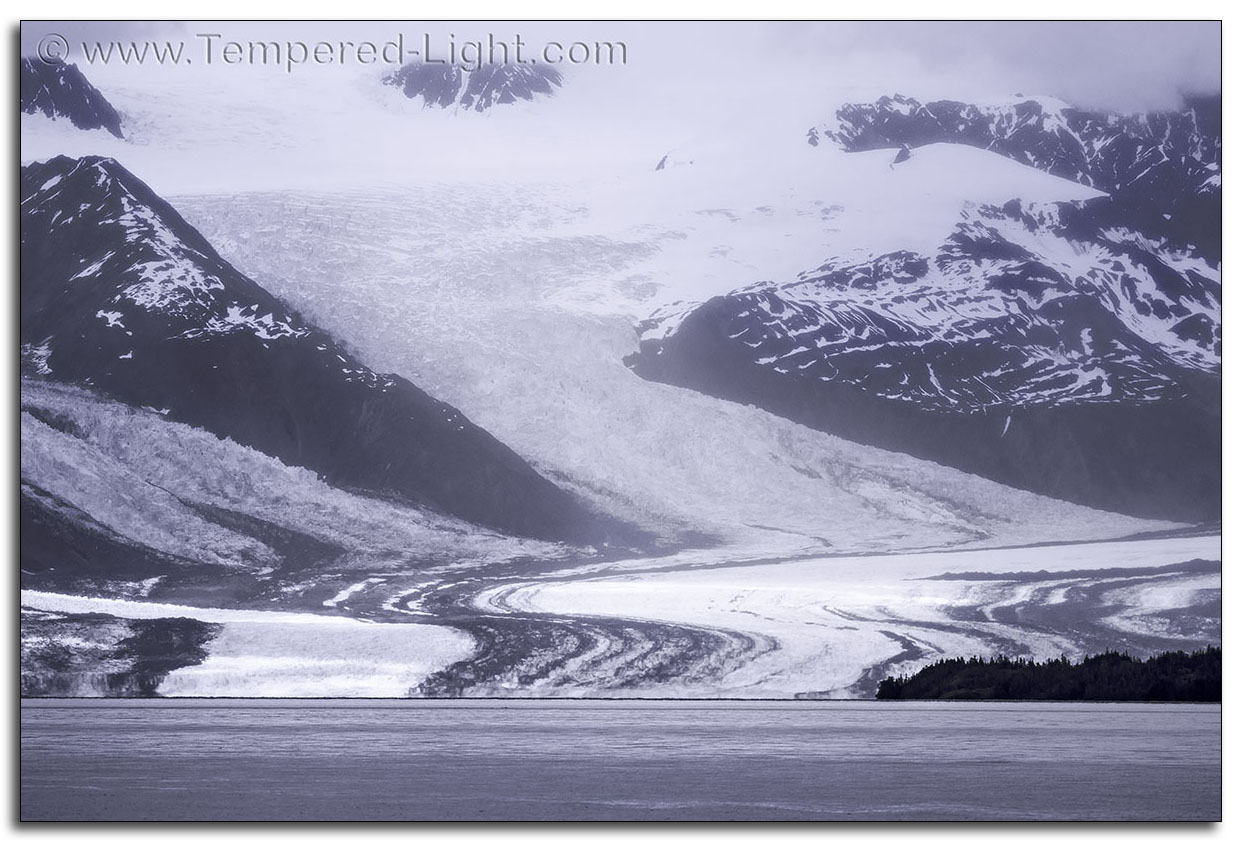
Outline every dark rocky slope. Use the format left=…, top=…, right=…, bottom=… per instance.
left=20, top=58, right=124, bottom=138
left=21, top=609, right=218, bottom=697
left=383, top=61, right=562, bottom=111
left=808, top=93, right=1221, bottom=260
left=631, top=97, right=1221, bottom=522
left=20, top=155, right=613, bottom=543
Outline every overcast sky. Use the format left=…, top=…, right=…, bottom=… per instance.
left=803, top=21, right=1222, bottom=111
left=22, top=20, right=1220, bottom=115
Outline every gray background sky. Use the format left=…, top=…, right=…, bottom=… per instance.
left=21, top=20, right=1221, bottom=114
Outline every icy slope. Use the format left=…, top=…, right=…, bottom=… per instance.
left=177, top=187, right=1168, bottom=556
left=20, top=64, right=1188, bottom=555
left=630, top=102, right=1221, bottom=521
left=637, top=197, right=1220, bottom=405
left=20, top=155, right=611, bottom=542
left=607, top=139, right=1108, bottom=321
left=21, top=378, right=571, bottom=600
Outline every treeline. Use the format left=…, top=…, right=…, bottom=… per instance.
left=875, top=647, right=1220, bottom=702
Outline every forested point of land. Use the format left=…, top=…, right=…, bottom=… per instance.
left=875, top=647, right=1220, bottom=702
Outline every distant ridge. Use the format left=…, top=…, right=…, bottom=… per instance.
left=383, top=61, right=562, bottom=111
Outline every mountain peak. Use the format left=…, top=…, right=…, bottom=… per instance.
left=20, top=59, right=124, bottom=138
left=383, top=61, right=562, bottom=112
left=808, top=92, right=1221, bottom=260
left=22, top=154, right=225, bottom=277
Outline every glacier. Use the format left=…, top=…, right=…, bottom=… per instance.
left=18, top=46, right=1221, bottom=699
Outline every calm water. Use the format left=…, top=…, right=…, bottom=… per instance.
left=21, top=699, right=1221, bottom=821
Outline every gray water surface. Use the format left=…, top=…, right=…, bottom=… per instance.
left=20, top=699, right=1221, bottom=821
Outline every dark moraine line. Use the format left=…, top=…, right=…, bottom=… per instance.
left=368, top=536, right=1217, bottom=697
left=977, top=568, right=1221, bottom=653
left=410, top=572, right=776, bottom=696
left=536, top=525, right=1221, bottom=583
left=830, top=630, right=942, bottom=701
left=923, top=556, right=1221, bottom=583
left=823, top=610, right=1035, bottom=699
left=417, top=616, right=773, bottom=696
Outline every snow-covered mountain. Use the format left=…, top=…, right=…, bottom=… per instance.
left=19, top=33, right=1220, bottom=701
left=21, top=59, right=124, bottom=138
left=20, top=155, right=611, bottom=543
left=631, top=97, right=1222, bottom=523
left=808, top=93, right=1221, bottom=258
left=383, top=62, right=562, bottom=112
